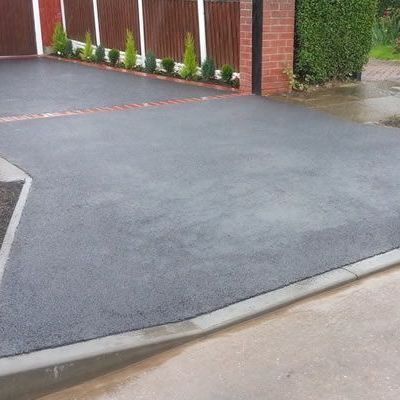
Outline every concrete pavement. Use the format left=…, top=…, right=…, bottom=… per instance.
left=40, top=266, right=400, bottom=400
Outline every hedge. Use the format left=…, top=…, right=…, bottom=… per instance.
left=295, top=0, right=377, bottom=83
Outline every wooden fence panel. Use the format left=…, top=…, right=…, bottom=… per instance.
left=97, top=0, right=141, bottom=52
left=143, top=0, right=200, bottom=62
left=64, top=0, right=95, bottom=42
left=205, top=0, right=240, bottom=70
left=0, top=0, right=36, bottom=56
left=39, top=0, right=62, bottom=47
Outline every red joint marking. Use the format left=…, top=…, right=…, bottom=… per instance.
left=0, top=93, right=242, bottom=124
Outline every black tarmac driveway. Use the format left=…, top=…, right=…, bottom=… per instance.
left=0, top=59, right=399, bottom=357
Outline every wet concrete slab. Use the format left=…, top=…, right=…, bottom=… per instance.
left=275, top=80, right=400, bottom=124
left=40, top=266, right=400, bottom=400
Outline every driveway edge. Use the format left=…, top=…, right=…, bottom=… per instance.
left=0, top=158, right=32, bottom=285
left=1, top=250, right=399, bottom=400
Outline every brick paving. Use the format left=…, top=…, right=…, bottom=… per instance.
left=363, top=58, right=400, bottom=81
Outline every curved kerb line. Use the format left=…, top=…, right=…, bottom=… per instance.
left=0, top=248, right=399, bottom=400
left=0, top=176, right=32, bottom=285
left=0, top=93, right=247, bottom=125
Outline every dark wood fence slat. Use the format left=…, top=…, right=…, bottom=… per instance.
left=0, top=0, right=36, bottom=56
left=97, top=0, right=141, bottom=52
left=205, top=0, right=240, bottom=70
left=61, top=0, right=239, bottom=68
left=64, top=0, right=95, bottom=42
left=143, top=0, right=200, bottom=62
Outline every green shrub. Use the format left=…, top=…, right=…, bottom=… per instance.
left=108, top=48, right=120, bottom=66
left=65, top=39, right=73, bottom=58
left=74, top=47, right=83, bottom=59
left=52, top=22, right=67, bottom=55
left=396, top=36, right=400, bottom=51
left=295, top=0, right=377, bottom=84
left=221, top=64, right=233, bottom=82
left=82, top=31, right=93, bottom=61
left=124, top=30, right=137, bottom=69
left=180, top=32, right=198, bottom=79
left=372, top=10, right=400, bottom=45
left=378, top=0, right=400, bottom=15
left=94, top=45, right=105, bottom=63
left=161, top=57, right=175, bottom=74
left=231, top=77, right=240, bottom=89
left=145, top=51, right=157, bottom=73
left=201, top=58, right=215, bottom=80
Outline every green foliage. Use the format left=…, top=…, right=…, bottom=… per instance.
left=65, top=39, right=73, bottom=58
left=82, top=31, right=93, bottom=61
left=295, top=0, right=377, bottom=84
left=372, top=9, right=400, bottom=45
left=145, top=52, right=157, bottom=73
left=180, top=32, right=198, bottom=79
left=124, top=30, right=137, bottom=69
left=283, top=66, right=308, bottom=91
left=221, top=64, right=234, bottom=82
left=108, top=48, right=120, bottom=66
left=74, top=47, right=83, bottom=59
left=396, top=36, right=400, bottom=51
left=378, top=0, right=400, bottom=15
left=52, top=22, right=67, bottom=55
left=94, top=45, right=105, bottom=63
left=231, top=77, right=240, bottom=89
left=161, top=57, right=175, bottom=74
left=201, top=58, right=215, bottom=80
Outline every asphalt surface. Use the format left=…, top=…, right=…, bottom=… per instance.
left=0, top=58, right=220, bottom=117
left=1, top=59, right=400, bottom=357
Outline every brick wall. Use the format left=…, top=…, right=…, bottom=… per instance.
left=239, top=0, right=253, bottom=94
left=239, top=0, right=295, bottom=95
left=261, top=0, right=295, bottom=95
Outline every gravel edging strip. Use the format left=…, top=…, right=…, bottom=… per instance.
left=1, top=249, right=399, bottom=400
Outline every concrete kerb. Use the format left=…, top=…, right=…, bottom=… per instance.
left=1, top=249, right=400, bottom=400
left=0, top=157, right=32, bottom=285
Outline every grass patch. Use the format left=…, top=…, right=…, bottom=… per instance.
left=370, top=44, right=400, bottom=60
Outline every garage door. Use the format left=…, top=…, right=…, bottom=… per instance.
left=0, top=0, right=37, bottom=56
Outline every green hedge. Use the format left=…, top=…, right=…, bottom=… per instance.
left=295, top=0, right=377, bottom=83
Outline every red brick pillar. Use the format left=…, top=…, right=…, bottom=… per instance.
left=39, top=0, right=62, bottom=48
left=239, top=0, right=295, bottom=95
left=261, top=0, right=295, bottom=95
left=239, top=0, right=253, bottom=94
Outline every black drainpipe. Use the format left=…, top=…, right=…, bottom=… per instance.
left=252, top=0, right=263, bottom=95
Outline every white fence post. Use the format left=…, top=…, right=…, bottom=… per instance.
left=92, top=0, right=101, bottom=45
left=197, top=0, right=207, bottom=63
left=138, top=0, right=146, bottom=65
left=60, top=0, right=67, bottom=32
left=32, top=0, right=43, bottom=55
